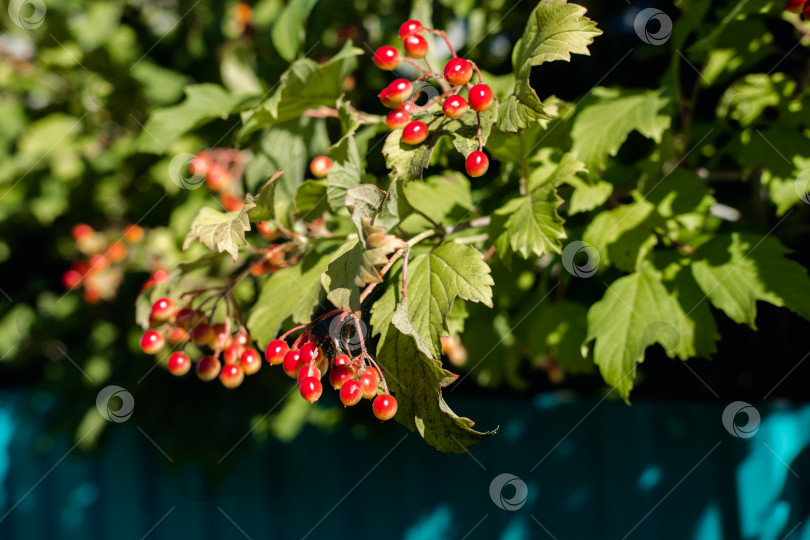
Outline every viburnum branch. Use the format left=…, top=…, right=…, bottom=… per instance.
left=402, top=247, right=411, bottom=309
left=426, top=28, right=457, bottom=57
left=402, top=57, right=428, bottom=74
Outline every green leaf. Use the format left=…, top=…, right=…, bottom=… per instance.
left=220, top=43, right=262, bottom=97
left=377, top=306, right=495, bottom=453
left=527, top=148, right=587, bottom=191
left=491, top=187, right=566, bottom=260
left=240, top=42, right=361, bottom=134
left=585, top=267, right=686, bottom=400
left=182, top=198, right=256, bottom=261
left=400, top=172, right=473, bottom=232
left=370, top=243, right=494, bottom=358
left=691, top=233, right=810, bottom=328
left=246, top=246, right=333, bottom=349
left=582, top=199, right=660, bottom=272
left=326, top=132, right=363, bottom=211
left=246, top=173, right=280, bottom=222
left=567, top=177, right=613, bottom=215
left=528, top=301, right=591, bottom=374
left=271, top=0, right=319, bottom=62
left=294, top=179, right=329, bottom=220
left=571, top=88, right=671, bottom=174
left=668, top=263, right=720, bottom=359
left=499, top=0, right=601, bottom=132
left=345, top=184, right=387, bottom=242
left=136, top=84, right=243, bottom=154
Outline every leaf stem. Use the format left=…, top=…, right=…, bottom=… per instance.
left=426, top=28, right=457, bottom=57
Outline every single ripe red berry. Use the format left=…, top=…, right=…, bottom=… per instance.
left=402, top=121, right=428, bottom=145
left=372, top=394, right=398, bottom=421
left=222, top=193, right=244, bottom=212
left=386, top=109, right=410, bottom=129
left=196, top=355, right=221, bottom=381
left=398, top=19, right=424, bottom=40
left=300, top=342, right=323, bottom=365
left=140, top=330, right=165, bottom=355
left=83, top=288, right=101, bottom=304
left=310, top=156, right=332, bottom=178
left=62, top=269, right=82, bottom=289
left=359, top=370, right=379, bottom=399
left=297, top=364, right=322, bottom=383
left=166, top=326, right=190, bottom=345
left=400, top=102, right=416, bottom=113
left=468, top=84, right=494, bottom=112
left=364, top=366, right=381, bottom=383
left=444, top=58, right=473, bottom=86
left=282, top=349, right=303, bottom=378
left=167, top=352, right=191, bottom=376
left=373, top=46, right=400, bottom=70
left=340, top=379, right=363, bottom=406
left=442, top=95, right=468, bottom=119
left=223, top=344, right=243, bottom=364
left=88, top=254, right=109, bottom=272
left=379, top=87, right=399, bottom=109
left=106, top=242, right=127, bottom=262
left=403, top=34, right=428, bottom=59
left=329, top=365, right=356, bottom=390
left=386, top=79, right=413, bottom=103
left=240, top=348, right=262, bottom=375
left=174, top=308, right=196, bottom=328
left=465, top=151, right=489, bottom=177
left=205, top=162, right=231, bottom=192
left=333, top=354, right=352, bottom=367
left=786, top=0, right=804, bottom=12
left=265, top=339, right=290, bottom=365
left=123, top=224, right=144, bottom=243
left=211, top=323, right=232, bottom=350
left=257, top=220, right=277, bottom=239
left=299, top=377, right=323, bottom=403
left=220, top=364, right=244, bottom=389
left=150, top=298, right=174, bottom=323
left=190, top=323, right=215, bottom=347
left=71, top=223, right=94, bottom=242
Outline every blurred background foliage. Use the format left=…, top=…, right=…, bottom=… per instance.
left=1, top=0, right=810, bottom=471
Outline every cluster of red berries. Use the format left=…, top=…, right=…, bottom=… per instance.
left=189, top=149, right=247, bottom=212
left=62, top=223, right=143, bottom=303
left=785, top=0, right=810, bottom=16
left=139, top=296, right=263, bottom=389
left=264, top=329, right=398, bottom=421
left=373, top=20, right=493, bottom=178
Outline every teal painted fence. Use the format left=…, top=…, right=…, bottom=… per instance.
left=0, top=393, right=808, bottom=540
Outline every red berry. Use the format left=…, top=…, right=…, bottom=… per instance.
left=329, top=365, right=356, bottom=390
left=196, top=355, right=221, bottom=381
left=299, top=377, right=323, bottom=403
left=468, top=84, right=494, bottom=112
left=359, top=370, right=379, bottom=399
left=223, top=344, right=243, bottom=365
left=257, top=220, right=277, bottom=239
left=403, top=34, right=428, bottom=59
left=140, top=330, right=165, bottom=355
left=150, top=298, right=174, bottom=323
left=174, top=308, right=199, bottom=328
left=62, top=269, right=82, bottom=289
left=373, top=46, right=400, bottom=70
left=300, top=342, right=323, bottom=365
left=340, top=379, right=363, bottom=406
left=804, top=0, right=810, bottom=17
left=83, top=288, right=101, bottom=304
left=265, top=339, right=289, bottom=365
left=88, top=254, right=109, bottom=272
left=379, top=87, right=399, bottom=109
left=400, top=102, right=416, bottom=113
left=282, top=349, right=303, bottom=378
left=211, top=323, right=232, bottom=350
left=465, top=151, right=489, bottom=177
left=297, top=364, right=322, bottom=383
left=166, top=326, right=190, bottom=345
left=220, top=364, right=244, bottom=389
left=106, top=242, right=127, bottom=262
left=444, top=58, right=473, bottom=86
left=222, top=193, right=244, bottom=212
left=372, top=394, right=398, bottom=420
left=364, top=366, right=381, bottom=384
left=71, top=223, right=94, bottom=242
left=205, top=162, right=232, bottom=192
left=123, top=224, right=144, bottom=243
left=310, top=156, right=332, bottom=178
left=398, top=20, right=424, bottom=40
left=168, top=352, right=191, bottom=376
left=333, top=354, right=352, bottom=367
left=386, top=109, right=410, bottom=129
left=442, top=95, right=468, bottom=119
left=386, top=79, right=413, bottom=103
left=786, top=0, right=804, bottom=12
left=190, top=323, right=214, bottom=347
left=240, top=348, right=262, bottom=375
left=402, top=121, right=428, bottom=145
